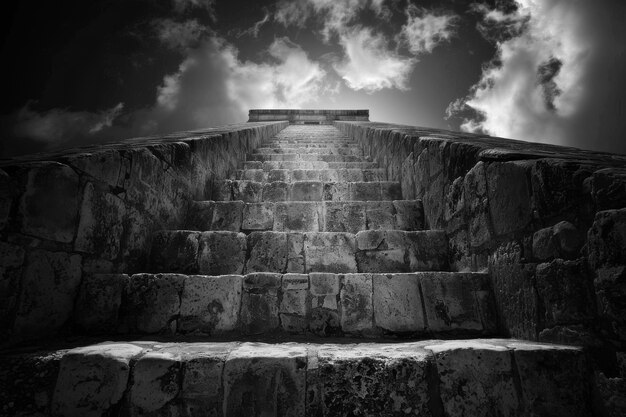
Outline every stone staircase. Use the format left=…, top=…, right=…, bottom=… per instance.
left=24, top=125, right=592, bottom=416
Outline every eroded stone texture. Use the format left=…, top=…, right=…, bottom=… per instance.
left=341, top=274, right=373, bottom=333
left=130, top=349, right=182, bottom=415
left=150, top=230, right=199, bottom=273
left=0, top=241, right=25, bottom=330
left=595, top=266, right=626, bottom=342
left=535, top=259, right=596, bottom=327
left=406, top=230, right=449, bottom=271
left=73, top=273, right=128, bottom=332
left=223, top=343, right=307, bottom=416
left=426, top=340, right=519, bottom=417
left=588, top=208, right=626, bottom=268
left=280, top=274, right=309, bottom=333
left=304, top=232, right=357, bottom=273
left=373, top=273, right=425, bottom=333
left=356, top=230, right=408, bottom=272
left=508, top=341, right=591, bottom=417
left=13, top=250, right=82, bottom=336
left=420, top=272, right=494, bottom=334
left=0, top=169, right=12, bottom=231
left=242, top=202, right=274, bottom=231
left=464, top=161, right=492, bottom=248
left=210, top=201, right=244, bottom=231
left=309, top=273, right=342, bottom=336
left=179, top=275, right=242, bottom=334
left=185, top=201, right=215, bottom=231
left=123, top=273, right=185, bottom=333
left=274, top=202, right=321, bottom=232
left=489, top=242, right=540, bottom=339
left=20, top=162, right=80, bottom=243
left=393, top=200, right=424, bottom=231
left=533, top=221, right=584, bottom=261
left=52, top=343, right=143, bottom=417
left=240, top=273, right=281, bottom=334
left=197, top=231, right=246, bottom=274
left=75, top=182, right=128, bottom=260
left=324, top=201, right=366, bottom=233
left=486, top=161, right=532, bottom=236
left=316, top=344, right=433, bottom=416
left=247, top=231, right=288, bottom=273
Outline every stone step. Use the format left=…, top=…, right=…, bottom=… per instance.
left=264, top=141, right=358, bottom=148
left=186, top=200, right=423, bottom=233
left=12, top=339, right=590, bottom=417
left=233, top=168, right=387, bottom=182
left=72, top=271, right=496, bottom=337
left=268, top=138, right=355, bottom=144
left=149, top=230, right=449, bottom=275
left=210, top=180, right=402, bottom=202
left=256, top=146, right=362, bottom=155
left=242, top=161, right=379, bottom=171
left=246, top=153, right=365, bottom=163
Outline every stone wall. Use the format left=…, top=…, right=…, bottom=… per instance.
left=0, top=121, right=288, bottom=341
left=335, top=121, right=626, bottom=368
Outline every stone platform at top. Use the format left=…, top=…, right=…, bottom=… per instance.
left=248, top=109, right=370, bottom=124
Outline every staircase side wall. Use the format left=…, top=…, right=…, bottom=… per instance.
left=336, top=120, right=626, bottom=356
left=0, top=121, right=288, bottom=341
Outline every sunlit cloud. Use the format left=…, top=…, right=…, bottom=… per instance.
left=400, top=4, right=458, bottom=55
left=334, top=27, right=416, bottom=93
left=153, top=19, right=208, bottom=51
left=446, top=0, right=626, bottom=153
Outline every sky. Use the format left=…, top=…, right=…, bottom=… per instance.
left=1, top=0, right=625, bottom=157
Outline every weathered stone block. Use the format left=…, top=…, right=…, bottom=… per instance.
left=197, top=231, right=246, bottom=275
left=242, top=202, right=274, bottom=231
left=52, top=343, right=143, bottom=417
left=0, top=242, right=24, bottom=330
left=286, top=233, right=305, bottom=273
left=232, top=180, right=263, bottom=202
left=75, top=182, right=127, bottom=259
left=211, top=180, right=232, bottom=201
left=426, top=340, right=519, bottom=417
left=179, top=275, right=242, bottom=334
left=304, top=232, right=357, bottom=273
left=223, top=343, right=306, bottom=416
left=509, top=342, right=591, bottom=416
left=364, top=201, right=395, bottom=230
left=20, top=163, right=80, bottom=243
left=373, top=273, right=425, bottom=333
left=281, top=275, right=308, bottom=333
left=180, top=343, right=233, bottom=415
left=73, top=274, right=128, bottom=333
left=210, top=201, right=244, bottom=231
left=588, top=208, right=626, bottom=268
left=420, top=272, right=491, bottom=333
left=268, top=169, right=290, bottom=182
left=291, top=181, right=323, bottom=201
left=324, top=202, right=366, bottom=233
left=394, top=200, right=424, bottom=230
left=595, top=266, right=626, bottom=342
left=356, top=230, right=407, bottom=272
left=150, top=230, right=199, bottom=273
left=309, top=273, right=341, bottom=335
left=316, top=344, right=432, bottom=416
left=124, top=273, right=185, bottom=333
left=533, top=221, right=583, bottom=261
left=380, top=182, right=402, bottom=200
left=352, top=182, right=380, bottom=200
left=0, top=169, right=12, bottom=231
left=406, top=230, right=449, bottom=271
left=130, top=349, right=182, bottom=414
left=241, top=273, right=281, bottom=334
left=263, top=181, right=289, bottom=201
left=246, top=231, right=288, bottom=273
left=274, top=202, right=320, bottom=232
left=340, top=274, right=373, bottom=333
left=489, top=242, right=540, bottom=339
left=535, top=259, right=595, bottom=327
left=13, top=250, right=82, bottom=336
left=486, top=161, right=532, bottom=236
left=323, top=182, right=351, bottom=201
left=185, top=201, right=214, bottom=231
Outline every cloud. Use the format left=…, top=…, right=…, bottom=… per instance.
left=400, top=4, right=458, bottom=55
left=154, top=19, right=208, bottom=51
left=12, top=102, right=124, bottom=145
left=172, top=0, right=215, bottom=15
left=233, top=10, right=271, bottom=38
left=447, top=0, right=626, bottom=154
left=334, top=27, right=416, bottom=93
left=275, top=0, right=387, bottom=42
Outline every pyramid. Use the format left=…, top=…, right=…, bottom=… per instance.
left=1, top=109, right=625, bottom=416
